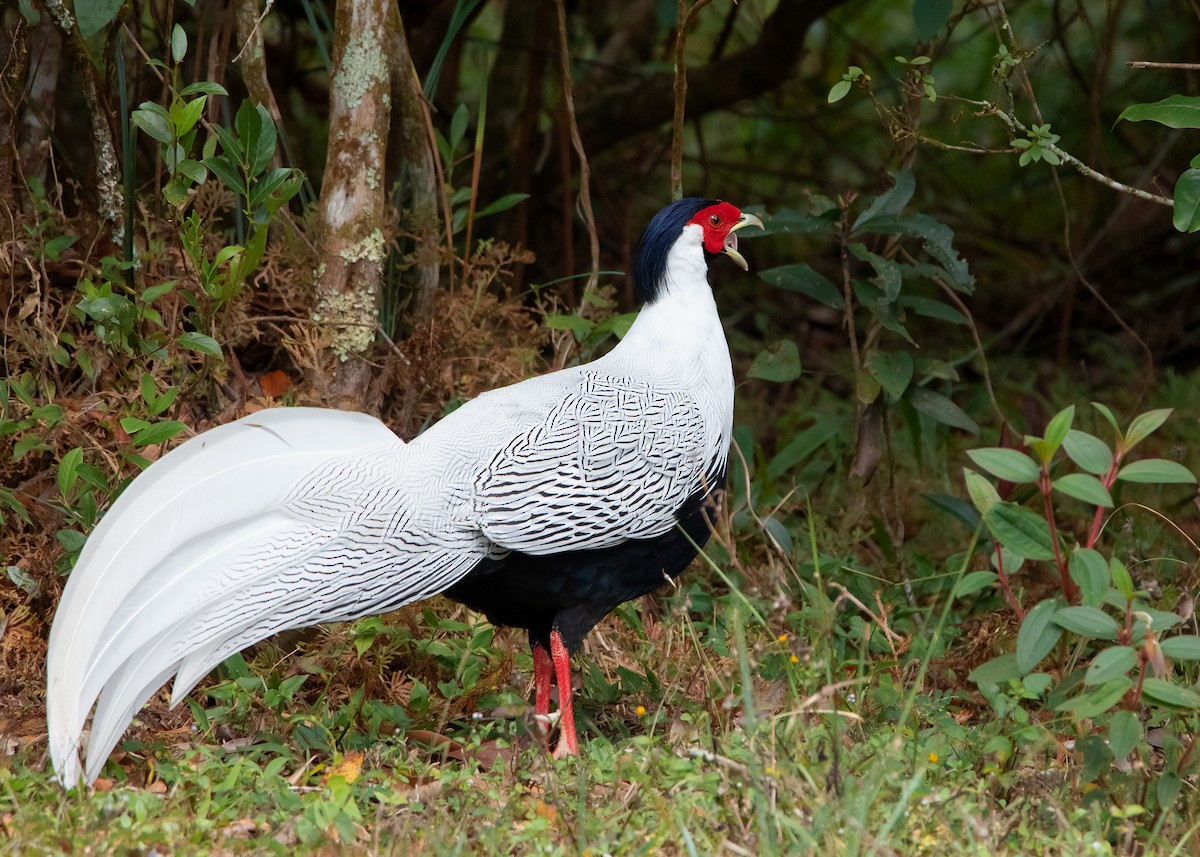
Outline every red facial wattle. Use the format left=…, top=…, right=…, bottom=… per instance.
left=688, top=201, right=743, bottom=254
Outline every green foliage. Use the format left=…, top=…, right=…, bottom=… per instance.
left=966, top=404, right=1200, bottom=816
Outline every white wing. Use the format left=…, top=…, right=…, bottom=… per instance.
left=472, top=373, right=709, bottom=555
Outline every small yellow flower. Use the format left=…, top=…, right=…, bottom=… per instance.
left=635, top=705, right=646, bottom=716
left=789, top=655, right=799, bottom=663
left=776, top=633, right=789, bottom=643
left=928, top=752, right=939, bottom=764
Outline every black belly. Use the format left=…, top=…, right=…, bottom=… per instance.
left=444, top=479, right=724, bottom=652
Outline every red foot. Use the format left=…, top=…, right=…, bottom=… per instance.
left=549, top=630, right=579, bottom=756
left=532, top=641, right=552, bottom=718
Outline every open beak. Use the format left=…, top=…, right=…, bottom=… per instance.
left=723, top=212, right=765, bottom=271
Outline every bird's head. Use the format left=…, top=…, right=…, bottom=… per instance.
left=633, top=198, right=764, bottom=303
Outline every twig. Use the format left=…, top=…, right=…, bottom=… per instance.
left=670, top=0, right=714, bottom=200
left=1127, top=61, right=1200, bottom=71
left=553, top=0, right=601, bottom=296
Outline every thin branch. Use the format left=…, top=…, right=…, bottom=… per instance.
left=553, top=0, right=600, bottom=296
left=670, top=0, right=713, bottom=200
left=1127, top=61, right=1200, bottom=71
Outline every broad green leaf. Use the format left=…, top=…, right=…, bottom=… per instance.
left=132, top=105, right=174, bottom=144
left=748, top=340, right=802, bottom=383
left=1054, top=606, right=1120, bottom=640
left=1108, top=709, right=1141, bottom=758
left=171, top=23, right=187, bottom=63
left=1016, top=598, right=1063, bottom=673
left=1160, top=635, right=1200, bottom=660
left=1174, top=169, right=1200, bottom=233
left=969, top=653, right=1022, bottom=686
left=179, top=81, right=229, bottom=97
left=1124, top=408, right=1172, bottom=448
left=1158, top=774, right=1183, bottom=810
left=1110, top=557, right=1134, bottom=602
left=543, top=314, right=593, bottom=337
left=1042, top=405, right=1075, bottom=452
left=1116, top=459, right=1196, bottom=484
left=1069, top=548, right=1109, bottom=607
left=1140, top=678, right=1200, bottom=710
left=133, top=420, right=188, bottom=447
left=1062, top=430, right=1114, bottom=475
left=475, top=193, right=530, bottom=218
left=966, top=448, right=1041, bottom=483
left=767, top=417, right=843, bottom=481
left=913, top=0, right=952, bottom=42
left=898, top=295, right=968, bottom=325
left=921, top=492, right=980, bottom=532
left=852, top=170, right=915, bottom=230
left=954, top=570, right=997, bottom=599
left=1116, top=95, right=1200, bottom=129
left=963, top=467, right=1001, bottom=515
left=851, top=212, right=974, bottom=292
left=983, top=501, right=1055, bottom=561
left=57, top=447, right=82, bottom=496
left=759, top=264, right=844, bottom=308
left=177, top=331, right=224, bottom=359
left=76, top=0, right=124, bottom=36
left=865, top=351, right=914, bottom=398
left=1052, top=473, right=1113, bottom=507
left=142, top=280, right=178, bottom=303
left=1078, top=734, right=1112, bottom=782
left=828, top=79, right=852, bottom=103
left=747, top=205, right=839, bottom=237
left=1084, top=646, right=1137, bottom=685
left=6, top=564, right=39, bottom=596
left=1092, top=402, right=1121, bottom=434
left=1054, top=678, right=1131, bottom=718
left=13, top=434, right=49, bottom=459
left=56, top=528, right=87, bottom=553
left=908, top=387, right=979, bottom=433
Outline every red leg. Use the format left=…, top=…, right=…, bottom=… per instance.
left=549, top=630, right=579, bottom=757
left=532, top=641, right=552, bottom=718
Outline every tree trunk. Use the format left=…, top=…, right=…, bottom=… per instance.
left=17, top=8, right=61, bottom=188
left=233, top=0, right=283, bottom=165
left=0, top=8, right=28, bottom=230
left=311, top=0, right=392, bottom=409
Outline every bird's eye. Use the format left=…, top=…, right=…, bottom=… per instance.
left=709, top=215, right=722, bottom=227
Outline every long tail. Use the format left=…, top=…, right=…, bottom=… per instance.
left=47, top=407, right=479, bottom=785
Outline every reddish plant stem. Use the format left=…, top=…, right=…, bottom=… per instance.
left=1040, top=469, right=1078, bottom=603
left=1086, top=452, right=1125, bottom=548
left=993, top=540, right=1026, bottom=619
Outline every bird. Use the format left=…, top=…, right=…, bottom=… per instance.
left=46, top=198, right=763, bottom=785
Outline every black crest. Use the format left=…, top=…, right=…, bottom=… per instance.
left=632, top=197, right=718, bottom=304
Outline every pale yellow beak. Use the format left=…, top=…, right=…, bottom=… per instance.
left=723, top=212, right=765, bottom=271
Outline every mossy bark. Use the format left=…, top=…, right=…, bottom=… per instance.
left=311, top=0, right=392, bottom=409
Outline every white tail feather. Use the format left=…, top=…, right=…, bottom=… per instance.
left=45, top=408, right=481, bottom=786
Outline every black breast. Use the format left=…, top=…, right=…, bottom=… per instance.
left=444, top=477, right=724, bottom=652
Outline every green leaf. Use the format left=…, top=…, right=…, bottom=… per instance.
left=475, top=193, right=530, bottom=218
left=1108, top=709, right=1141, bottom=758
left=132, top=104, right=174, bottom=144
left=133, top=420, right=188, bottom=447
left=1160, top=635, right=1200, bottom=661
left=913, top=0, right=953, bottom=43
left=766, top=417, right=843, bottom=481
left=749, top=205, right=839, bottom=237
left=204, top=154, right=243, bottom=195
left=13, top=434, right=48, bottom=459
left=1054, top=678, right=1131, bottom=718
left=1116, top=95, right=1200, bottom=129
left=969, top=653, right=1022, bottom=686
left=852, top=170, right=915, bottom=230
left=1110, top=557, right=1134, bottom=602
left=963, top=467, right=1001, bottom=516
left=56, top=528, right=87, bottom=553
left=57, top=447, right=83, bottom=496
left=1054, top=606, right=1120, bottom=640
left=759, top=264, right=844, bottom=309
left=908, top=387, right=979, bottom=433
left=1062, top=430, right=1113, bottom=475
left=983, top=501, right=1055, bottom=561
left=1124, top=408, right=1172, bottom=448
left=543, top=314, right=594, bottom=337
left=43, top=234, right=79, bottom=261
left=1140, top=678, right=1200, bottom=710
left=179, top=81, right=229, bottom=98
left=1084, top=646, right=1137, bottom=685
left=177, top=331, right=223, bottom=358
left=171, top=23, right=187, bottom=63
left=827, top=79, right=852, bottom=103
left=142, top=280, right=178, bottom=304
left=851, top=212, right=974, bottom=292
left=966, top=448, right=1041, bottom=483
left=1092, top=402, right=1121, bottom=434
left=748, top=340, right=802, bottom=383
left=1016, top=598, right=1063, bottom=673
left=865, top=351, right=913, bottom=398
left=1052, top=473, right=1113, bottom=507
left=1116, top=459, right=1196, bottom=484
left=954, top=570, right=997, bottom=599
left=1173, top=170, right=1200, bottom=233
left=7, top=564, right=39, bottom=597
left=1042, top=405, right=1075, bottom=452
left=75, top=0, right=124, bottom=37
left=1069, top=548, right=1110, bottom=607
